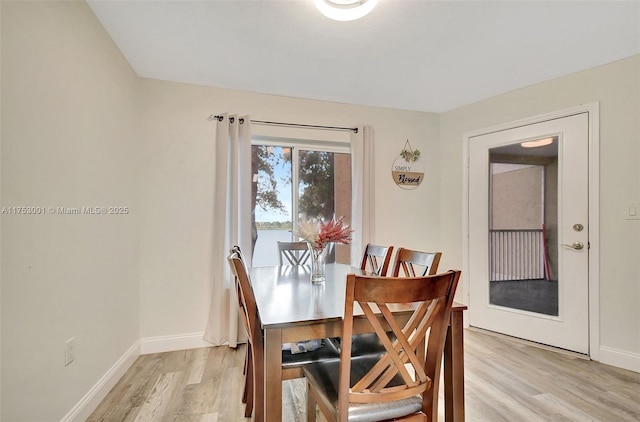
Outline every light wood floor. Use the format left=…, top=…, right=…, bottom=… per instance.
left=88, top=329, right=640, bottom=421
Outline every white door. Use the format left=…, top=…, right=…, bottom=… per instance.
left=468, top=113, right=589, bottom=354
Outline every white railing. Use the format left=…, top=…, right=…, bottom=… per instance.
left=489, top=229, right=545, bottom=281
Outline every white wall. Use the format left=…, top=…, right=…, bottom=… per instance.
left=439, top=55, right=640, bottom=370
left=2, top=1, right=638, bottom=419
left=1, top=1, right=140, bottom=420
left=137, top=78, right=441, bottom=341
left=0, top=1, right=3, bottom=417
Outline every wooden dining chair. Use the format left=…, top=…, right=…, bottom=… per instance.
left=360, top=243, right=394, bottom=276
left=278, top=241, right=312, bottom=265
left=343, top=247, right=440, bottom=355
left=229, top=245, right=266, bottom=416
left=324, top=244, right=395, bottom=354
left=347, top=243, right=394, bottom=349
left=228, top=246, right=261, bottom=418
left=391, top=247, right=442, bottom=277
left=228, top=246, right=340, bottom=420
left=304, top=270, right=461, bottom=422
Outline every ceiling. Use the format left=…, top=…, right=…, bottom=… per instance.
left=87, top=0, right=640, bottom=113
left=491, top=137, right=558, bottom=158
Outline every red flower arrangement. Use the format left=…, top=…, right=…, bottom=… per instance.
left=316, top=217, right=353, bottom=250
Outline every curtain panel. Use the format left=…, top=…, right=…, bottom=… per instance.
left=204, top=114, right=252, bottom=347
left=350, top=125, right=374, bottom=266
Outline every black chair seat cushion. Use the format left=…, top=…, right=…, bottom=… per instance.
left=303, top=355, right=423, bottom=422
left=325, top=333, right=395, bottom=356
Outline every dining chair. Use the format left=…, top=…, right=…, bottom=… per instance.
left=228, top=246, right=340, bottom=420
left=391, top=247, right=442, bottom=277
left=360, top=243, right=394, bottom=276
left=278, top=241, right=312, bottom=265
left=303, top=270, right=461, bottom=422
left=230, top=246, right=271, bottom=416
left=348, top=243, right=394, bottom=348
left=344, top=247, right=441, bottom=355
left=324, top=244, right=395, bottom=354
left=228, top=246, right=260, bottom=418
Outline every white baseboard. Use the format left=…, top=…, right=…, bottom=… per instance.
left=599, top=346, right=640, bottom=373
left=60, top=340, right=140, bottom=422
left=598, top=346, right=640, bottom=372
left=139, top=331, right=217, bottom=354
left=60, top=333, right=217, bottom=421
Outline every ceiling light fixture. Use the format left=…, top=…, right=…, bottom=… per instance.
left=315, top=0, right=378, bottom=21
left=521, top=137, right=554, bottom=148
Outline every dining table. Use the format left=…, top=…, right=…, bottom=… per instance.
left=250, top=263, right=467, bottom=422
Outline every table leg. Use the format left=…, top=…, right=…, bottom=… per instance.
left=264, top=327, right=282, bottom=422
left=444, top=309, right=465, bottom=422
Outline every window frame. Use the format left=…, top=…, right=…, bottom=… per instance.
left=251, top=135, right=352, bottom=264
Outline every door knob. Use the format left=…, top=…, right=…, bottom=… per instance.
left=562, top=241, right=584, bottom=250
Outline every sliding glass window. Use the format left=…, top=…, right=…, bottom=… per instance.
left=250, top=138, right=351, bottom=267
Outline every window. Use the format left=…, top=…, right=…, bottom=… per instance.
left=250, top=138, right=352, bottom=266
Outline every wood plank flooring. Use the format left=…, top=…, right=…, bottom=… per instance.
left=88, top=329, right=640, bottom=421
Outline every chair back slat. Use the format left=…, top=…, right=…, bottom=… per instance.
left=278, top=241, right=311, bottom=265
left=391, top=247, right=442, bottom=277
left=360, top=243, right=394, bottom=276
left=338, top=271, right=460, bottom=418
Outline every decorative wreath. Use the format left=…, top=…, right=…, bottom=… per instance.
left=400, top=140, right=421, bottom=162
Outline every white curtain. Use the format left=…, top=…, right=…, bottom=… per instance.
left=204, top=113, right=252, bottom=347
left=350, top=125, right=374, bottom=266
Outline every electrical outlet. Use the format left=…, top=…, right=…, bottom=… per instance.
left=626, top=203, right=640, bottom=220
left=65, top=338, right=75, bottom=366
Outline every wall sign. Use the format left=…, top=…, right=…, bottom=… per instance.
left=392, top=140, right=424, bottom=190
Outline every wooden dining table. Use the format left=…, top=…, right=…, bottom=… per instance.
left=250, top=263, right=467, bottom=422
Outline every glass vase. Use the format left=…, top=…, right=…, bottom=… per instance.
left=309, top=244, right=329, bottom=284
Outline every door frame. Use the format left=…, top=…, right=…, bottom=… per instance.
left=462, top=102, right=600, bottom=359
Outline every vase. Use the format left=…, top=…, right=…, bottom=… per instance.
left=309, top=244, right=329, bottom=284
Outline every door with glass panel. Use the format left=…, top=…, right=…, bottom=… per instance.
left=468, top=113, right=589, bottom=354
left=250, top=142, right=351, bottom=267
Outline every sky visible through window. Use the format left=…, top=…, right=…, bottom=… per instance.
left=255, top=146, right=292, bottom=223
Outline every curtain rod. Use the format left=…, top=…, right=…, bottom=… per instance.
left=207, top=114, right=358, bottom=134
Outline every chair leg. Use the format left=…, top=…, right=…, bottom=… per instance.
left=242, top=346, right=249, bottom=404
left=306, top=381, right=317, bottom=422
left=244, top=346, right=254, bottom=417
left=244, top=367, right=254, bottom=417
